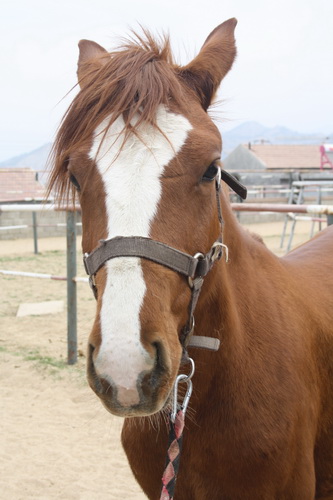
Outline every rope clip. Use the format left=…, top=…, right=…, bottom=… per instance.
left=171, top=358, right=195, bottom=423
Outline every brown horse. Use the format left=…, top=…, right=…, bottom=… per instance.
left=49, top=18, right=333, bottom=499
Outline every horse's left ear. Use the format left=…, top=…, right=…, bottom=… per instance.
left=77, top=39, right=108, bottom=88
left=180, top=18, right=237, bottom=110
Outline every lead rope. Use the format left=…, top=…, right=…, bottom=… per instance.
left=160, top=359, right=195, bottom=500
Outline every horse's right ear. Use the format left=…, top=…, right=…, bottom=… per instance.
left=77, top=40, right=108, bottom=88
left=180, top=18, right=237, bottom=110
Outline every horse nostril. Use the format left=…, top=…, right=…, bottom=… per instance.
left=88, top=343, right=96, bottom=371
left=153, top=341, right=167, bottom=375
left=87, top=344, right=106, bottom=394
left=88, top=343, right=95, bottom=357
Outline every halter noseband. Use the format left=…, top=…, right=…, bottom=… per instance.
left=83, top=168, right=247, bottom=358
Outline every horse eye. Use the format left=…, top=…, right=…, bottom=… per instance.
left=202, top=163, right=218, bottom=182
left=69, top=174, right=80, bottom=191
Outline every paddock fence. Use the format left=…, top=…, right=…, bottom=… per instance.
left=1, top=203, right=333, bottom=364
left=1, top=206, right=81, bottom=364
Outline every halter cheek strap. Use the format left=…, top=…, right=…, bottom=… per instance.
left=83, top=169, right=247, bottom=356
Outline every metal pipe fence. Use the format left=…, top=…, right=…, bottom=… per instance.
left=1, top=205, right=80, bottom=364
left=0, top=269, right=88, bottom=283
left=1, top=202, right=333, bottom=364
left=231, top=203, right=333, bottom=216
left=0, top=204, right=81, bottom=254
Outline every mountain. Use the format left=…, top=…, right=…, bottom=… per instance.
left=0, top=122, right=330, bottom=172
left=0, top=143, right=53, bottom=184
left=0, top=143, right=52, bottom=171
left=219, top=121, right=329, bottom=157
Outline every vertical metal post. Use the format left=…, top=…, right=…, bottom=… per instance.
left=66, top=210, right=77, bottom=364
left=327, top=214, right=333, bottom=226
left=32, top=212, right=38, bottom=254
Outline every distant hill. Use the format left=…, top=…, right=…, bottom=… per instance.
left=0, top=143, right=52, bottom=184
left=0, top=143, right=52, bottom=171
left=0, top=122, right=331, bottom=176
left=220, top=121, right=330, bottom=157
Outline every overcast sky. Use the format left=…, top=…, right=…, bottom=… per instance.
left=1, top=0, right=332, bottom=162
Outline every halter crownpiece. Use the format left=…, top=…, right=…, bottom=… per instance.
left=83, top=168, right=247, bottom=355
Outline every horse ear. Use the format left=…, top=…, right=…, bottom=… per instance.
left=77, top=40, right=108, bottom=88
left=180, top=18, right=237, bottom=110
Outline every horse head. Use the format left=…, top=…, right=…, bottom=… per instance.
left=50, top=19, right=237, bottom=417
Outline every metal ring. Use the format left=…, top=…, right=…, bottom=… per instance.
left=188, top=316, right=195, bottom=336
left=188, top=252, right=204, bottom=288
left=193, top=252, right=204, bottom=260
left=183, top=357, right=195, bottom=381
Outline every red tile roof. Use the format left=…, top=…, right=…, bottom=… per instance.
left=0, top=168, right=46, bottom=202
left=247, top=144, right=324, bottom=170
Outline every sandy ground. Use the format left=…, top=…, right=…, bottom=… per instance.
left=0, top=218, right=325, bottom=499
left=1, top=236, right=146, bottom=499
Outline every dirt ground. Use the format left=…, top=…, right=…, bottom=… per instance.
left=0, top=218, right=324, bottom=499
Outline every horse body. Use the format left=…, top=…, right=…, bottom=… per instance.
left=49, top=18, right=333, bottom=499
left=122, top=208, right=333, bottom=499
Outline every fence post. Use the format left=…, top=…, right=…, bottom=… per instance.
left=66, top=211, right=77, bottom=364
left=32, top=212, right=38, bottom=254
left=327, top=214, right=333, bottom=226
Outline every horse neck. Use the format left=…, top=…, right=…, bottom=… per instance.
left=193, top=193, right=276, bottom=380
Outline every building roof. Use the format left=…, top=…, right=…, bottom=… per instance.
left=246, top=144, right=323, bottom=170
left=0, top=168, right=46, bottom=202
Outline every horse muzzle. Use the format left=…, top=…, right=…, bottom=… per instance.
left=87, top=342, right=173, bottom=417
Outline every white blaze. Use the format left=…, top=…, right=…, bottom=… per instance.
left=90, top=105, right=192, bottom=406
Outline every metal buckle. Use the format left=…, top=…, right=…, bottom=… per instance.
left=171, top=358, right=195, bottom=422
left=187, top=316, right=195, bottom=336
left=188, top=252, right=204, bottom=288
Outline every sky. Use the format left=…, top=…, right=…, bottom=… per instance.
left=1, top=0, right=332, bottom=162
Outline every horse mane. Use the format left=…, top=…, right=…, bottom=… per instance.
left=48, top=30, right=188, bottom=203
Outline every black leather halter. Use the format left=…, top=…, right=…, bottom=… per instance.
left=83, top=168, right=247, bottom=357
